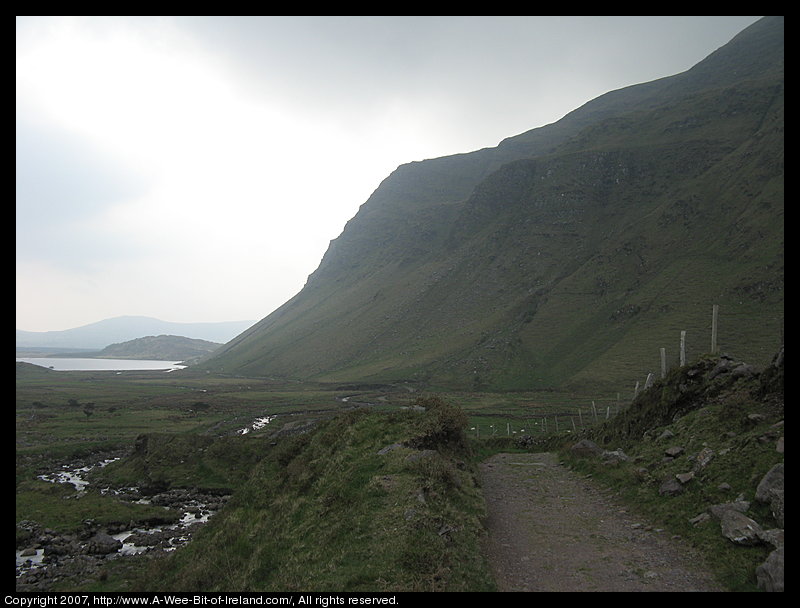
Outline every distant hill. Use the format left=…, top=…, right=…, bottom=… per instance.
left=16, top=316, right=255, bottom=350
left=200, top=17, right=783, bottom=393
left=94, top=335, right=221, bottom=362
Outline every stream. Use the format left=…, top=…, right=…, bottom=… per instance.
left=16, top=456, right=229, bottom=589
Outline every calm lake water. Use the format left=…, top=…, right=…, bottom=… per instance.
left=16, top=357, right=187, bottom=371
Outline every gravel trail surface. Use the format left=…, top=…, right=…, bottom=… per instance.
left=480, top=452, right=724, bottom=592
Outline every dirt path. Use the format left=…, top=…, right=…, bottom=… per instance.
left=480, top=452, right=724, bottom=592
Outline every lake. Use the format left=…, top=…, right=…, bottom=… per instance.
left=16, top=357, right=187, bottom=371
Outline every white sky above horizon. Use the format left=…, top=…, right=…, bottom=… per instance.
left=16, top=16, right=762, bottom=332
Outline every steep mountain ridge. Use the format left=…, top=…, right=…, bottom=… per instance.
left=203, top=17, right=783, bottom=392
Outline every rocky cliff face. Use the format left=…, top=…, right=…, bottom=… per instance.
left=203, top=17, right=783, bottom=392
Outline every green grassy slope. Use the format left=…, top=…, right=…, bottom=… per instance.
left=137, top=399, right=494, bottom=592
left=201, top=17, right=783, bottom=394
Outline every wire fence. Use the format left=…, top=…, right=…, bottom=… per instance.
left=471, top=304, right=781, bottom=440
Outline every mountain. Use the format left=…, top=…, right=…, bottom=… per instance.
left=95, top=335, right=221, bottom=362
left=16, top=316, right=255, bottom=350
left=200, top=17, right=784, bottom=393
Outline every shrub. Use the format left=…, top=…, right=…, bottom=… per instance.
left=408, top=396, right=469, bottom=453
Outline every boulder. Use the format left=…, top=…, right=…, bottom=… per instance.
left=600, top=449, right=629, bottom=465
left=709, top=500, right=750, bottom=519
left=664, top=446, right=684, bottom=458
left=756, top=546, right=784, bottom=592
left=83, top=532, right=122, bottom=555
left=755, top=463, right=784, bottom=502
left=719, top=510, right=763, bottom=546
left=757, top=528, right=784, bottom=549
left=570, top=439, right=603, bottom=458
left=756, top=463, right=785, bottom=527
left=731, top=363, right=756, bottom=379
left=658, top=477, right=684, bottom=497
left=767, top=489, right=784, bottom=528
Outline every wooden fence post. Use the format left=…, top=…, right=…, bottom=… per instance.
left=680, top=330, right=686, bottom=367
left=660, top=348, right=667, bottom=379
left=711, top=304, right=719, bottom=354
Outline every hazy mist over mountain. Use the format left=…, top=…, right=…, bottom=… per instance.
left=16, top=316, right=255, bottom=350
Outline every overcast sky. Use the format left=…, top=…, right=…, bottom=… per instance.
left=16, top=16, right=762, bottom=332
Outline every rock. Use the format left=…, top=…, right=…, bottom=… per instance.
left=657, top=429, right=675, bottom=441
left=756, top=546, right=784, bottom=592
left=43, top=536, right=80, bottom=557
left=570, top=439, right=603, bottom=458
left=756, top=463, right=785, bottom=527
left=515, top=434, right=537, bottom=449
left=83, top=532, right=121, bottom=555
left=719, top=510, right=763, bottom=546
left=689, top=513, right=711, bottom=526
left=600, top=449, right=629, bottom=465
left=658, top=477, right=684, bottom=496
left=757, top=528, right=784, bottom=549
left=377, top=443, right=403, bottom=455
left=664, top=446, right=684, bottom=458
left=755, top=463, right=784, bottom=502
left=676, top=472, right=694, bottom=484
left=731, top=363, right=756, bottom=379
left=767, top=489, right=784, bottom=528
left=709, top=500, right=750, bottom=519
left=126, top=530, right=167, bottom=547
left=708, top=359, right=733, bottom=380
left=694, top=447, right=714, bottom=470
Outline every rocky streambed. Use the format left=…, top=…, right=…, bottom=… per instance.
left=16, top=458, right=230, bottom=591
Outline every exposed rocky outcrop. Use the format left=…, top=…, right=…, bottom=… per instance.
left=565, top=347, right=784, bottom=591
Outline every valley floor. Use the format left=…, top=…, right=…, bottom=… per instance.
left=480, top=452, right=723, bottom=592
